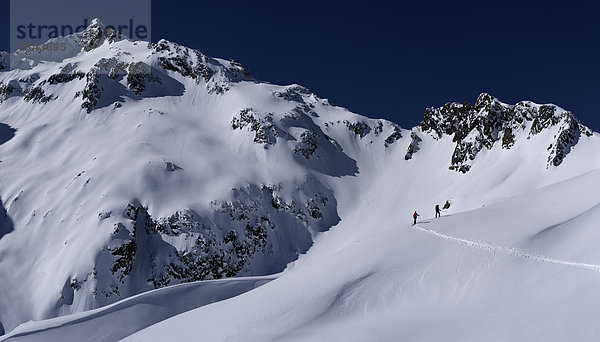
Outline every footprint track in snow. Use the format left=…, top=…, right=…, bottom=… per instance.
left=412, top=224, right=600, bottom=272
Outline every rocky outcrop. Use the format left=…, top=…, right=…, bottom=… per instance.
left=75, top=58, right=171, bottom=112
left=92, top=180, right=339, bottom=298
left=420, top=93, right=593, bottom=172
left=0, top=52, right=7, bottom=71
left=153, top=39, right=250, bottom=94
left=78, top=67, right=102, bottom=113
left=344, top=120, right=371, bottom=138
left=231, top=108, right=279, bottom=148
left=158, top=56, right=198, bottom=80
left=547, top=112, right=592, bottom=167
left=384, top=124, right=402, bottom=147
left=79, top=19, right=108, bottom=52
left=127, top=62, right=162, bottom=95
left=294, top=130, right=320, bottom=159
left=274, top=85, right=311, bottom=103
left=23, top=86, right=53, bottom=103
left=48, top=64, right=85, bottom=84
left=78, top=18, right=124, bottom=52
left=404, top=131, right=422, bottom=160
left=0, top=81, right=21, bottom=103
left=0, top=23, right=252, bottom=112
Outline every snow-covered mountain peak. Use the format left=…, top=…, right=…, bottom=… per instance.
left=78, top=18, right=126, bottom=52
left=0, top=19, right=257, bottom=114
left=0, top=25, right=362, bottom=332
left=419, top=93, right=593, bottom=172
left=472, top=92, right=503, bottom=111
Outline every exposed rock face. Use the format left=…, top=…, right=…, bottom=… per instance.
left=295, top=130, right=320, bottom=159
left=48, top=64, right=86, bottom=84
left=153, top=39, right=250, bottom=94
left=274, top=85, right=311, bottom=103
left=80, top=19, right=109, bottom=52
left=419, top=93, right=593, bottom=171
left=23, top=86, right=53, bottom=103
left=92, top=180, right=339, bottom=299
left=229, top=87, right=361, bottom=177
left=385, top=125, right=403, bottom=147
left=0, top=80, right=21, bottom=103
left=127, top=62, right=163, bottom=95
left=78, top=65, right=102, bottom=113
left=404, top=131, right=422, bottom=160
left=547, top=112, right=591, bottom=167
left=231, top=108, right=279, bottom=148
left=344, top=120, right=371, bottom=138
left=73, top=57, right=182, bottom=113
left=0, top=52, right=7, bottom=71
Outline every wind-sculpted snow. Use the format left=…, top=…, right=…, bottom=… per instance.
left=0, top=18, right=599, bottom=338
left=0, top=275, right=275, bottom=342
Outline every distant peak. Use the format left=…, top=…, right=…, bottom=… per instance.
left=419, top=94, right=593, bottom=172
left=79, top=18, right=126, bottom=52
left=474, top=92, right=499, bottom=109
left=88, top=18, right=106, bottom=29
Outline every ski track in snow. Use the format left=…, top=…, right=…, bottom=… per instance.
left=412, top=224, right=600, bottom=273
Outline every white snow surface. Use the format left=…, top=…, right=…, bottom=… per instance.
left=1, top=19, right=600, bottom=341
left=124, top=169, right=600, bottom=342
left=0, top=275, right=274, bottom=342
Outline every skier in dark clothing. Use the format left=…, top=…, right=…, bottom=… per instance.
left=413, top=211, right=419, bottom=225
left=443, top=200, right=451, bottom=210
left=435, top=204, right=441, bottom=218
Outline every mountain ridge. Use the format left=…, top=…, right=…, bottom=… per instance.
left=420, top=92, right=593, bottom=172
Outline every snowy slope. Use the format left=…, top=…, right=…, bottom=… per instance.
left=1, top=19, right=600, bottom=339
left=6, top=169, right=600, bottom=341
left=0, top=19, right=353, bottom=332
left=0, top=275, right=274, bottom=342
left=123, top=169, right=600, bottom=342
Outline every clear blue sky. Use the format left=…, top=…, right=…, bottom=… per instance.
left=1, top=0, right=599, bottom=131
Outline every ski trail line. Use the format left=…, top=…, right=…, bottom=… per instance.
left=412, top=224, right=600, bottom=272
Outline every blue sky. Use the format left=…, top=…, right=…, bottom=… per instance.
left=1, top=0, right=599, bottom=131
